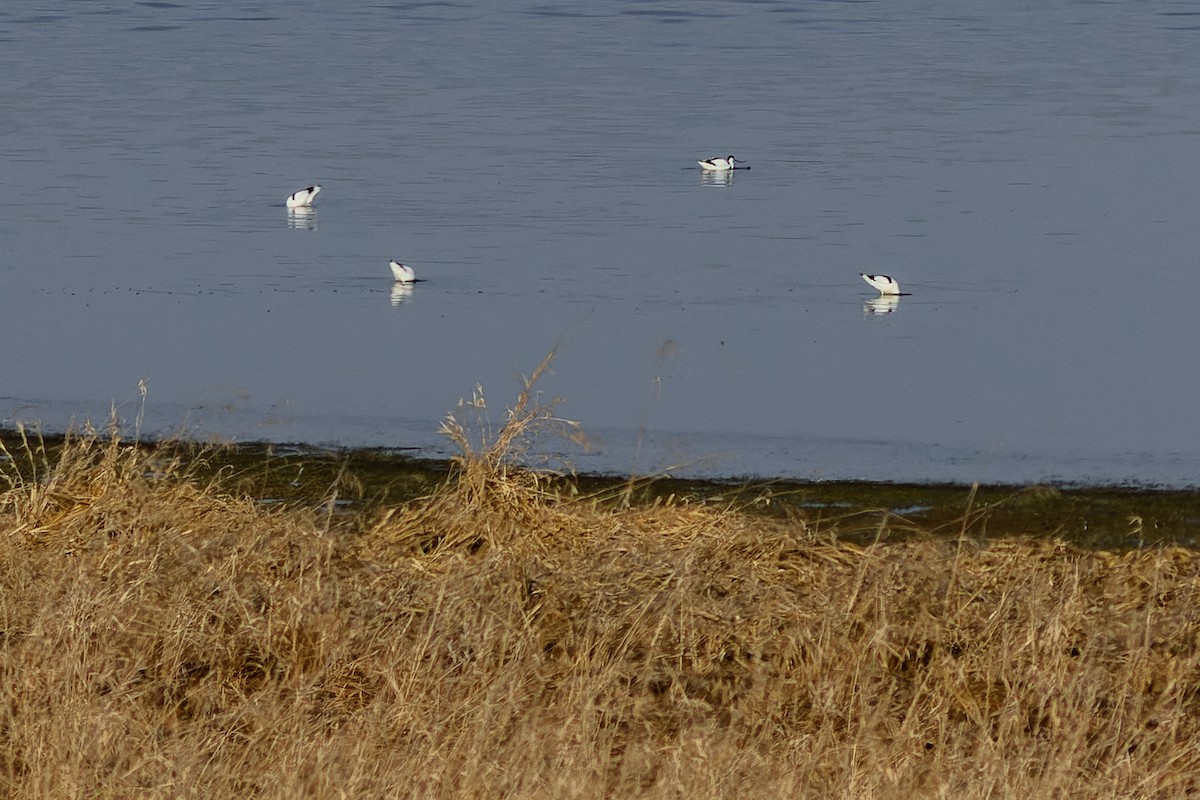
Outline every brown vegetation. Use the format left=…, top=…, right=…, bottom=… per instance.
left=2, top=394, right=1200, bottom=797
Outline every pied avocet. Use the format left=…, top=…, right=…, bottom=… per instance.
left=389, top=260, right=417, bottom=283
left=697, top=155, right=743, bottom=172
left=285, top=185, right=321, bottom=208
left=860, top=273, right=906, bottom=296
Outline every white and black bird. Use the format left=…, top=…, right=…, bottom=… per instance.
left=285, top=185, right=321, bottom=209
left=860, top=273, right=907, bottom=296
left=697, top=155, right=745, bottom=172
left=389, top=260, right=418, bottom=283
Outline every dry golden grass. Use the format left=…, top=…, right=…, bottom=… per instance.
left=2, top=397, right=1200, bottom=797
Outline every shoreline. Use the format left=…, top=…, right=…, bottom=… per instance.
left=5, top=427, right=1198, bottom=550
left=7, top=398, right=1199, bottom=490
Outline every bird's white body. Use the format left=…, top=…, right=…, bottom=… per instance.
left=698, top=155, right=741, bottom=172
left=861, top=273, right=902, bottom=295
left=389, top=260, right=417, bottom=283
left=285, top=185, right=321, bottom=208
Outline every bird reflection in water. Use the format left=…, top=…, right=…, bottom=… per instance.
left=862, top=295, right=900, bottom=316
left=700, top=170, right=734, bottom=188
left=287, top=207, right=318, bottom=231
left=390, top=282, right=415, bottom=307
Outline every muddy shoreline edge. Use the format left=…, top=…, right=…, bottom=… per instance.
left=4, top=427, right=1197, bottom=550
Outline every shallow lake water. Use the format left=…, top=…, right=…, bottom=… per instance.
left=4, top=1, right=1200, bottom=486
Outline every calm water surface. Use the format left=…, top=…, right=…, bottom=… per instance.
left=4, top=1, right=1200, bottom=485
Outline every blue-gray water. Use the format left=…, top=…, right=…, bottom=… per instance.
left=4, top=2, right=1200, bottom=486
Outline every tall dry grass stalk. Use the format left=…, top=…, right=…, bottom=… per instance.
left=2, top=390, right=1200, bottom=797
